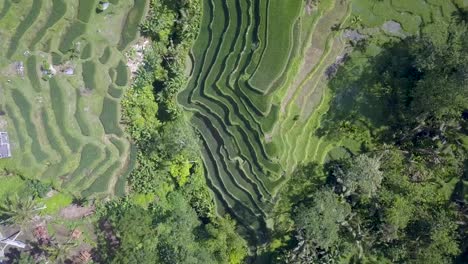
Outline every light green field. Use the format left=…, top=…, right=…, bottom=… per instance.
left=0, top=0, right=146, bottom=198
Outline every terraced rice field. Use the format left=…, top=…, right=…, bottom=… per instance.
left=178, top=0, right=350, bottom=241
left=0, top=0, right=147, bottom=198
left=179, top=0, right=460, bottom=242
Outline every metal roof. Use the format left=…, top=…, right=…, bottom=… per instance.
left=0, top=132, right=11, bottom=159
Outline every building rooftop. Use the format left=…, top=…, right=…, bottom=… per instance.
left=0, top=132, right=11, bottom=159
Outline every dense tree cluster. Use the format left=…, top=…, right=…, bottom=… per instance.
left=122, top=0, right=208, bottom=210
left=96, top=193, right=247, bottom=264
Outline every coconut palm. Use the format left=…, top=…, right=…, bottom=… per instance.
left=0, top=195, right=38, bottom=225
left=350, top=15, right=363, bottom=28
left=43, top=240, right=76, bottom=264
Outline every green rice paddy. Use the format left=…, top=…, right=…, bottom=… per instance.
left=0, top=0, right=148, bottom=197
left=179, top=0, right=462, bottom=242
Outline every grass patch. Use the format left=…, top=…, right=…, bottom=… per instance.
left=80, top=42, right=93, bottom=60
left=77, top=0, right=97, bottom=23
left=29, top=0, right=67, bottom=49
left=115, top=144, right=137, bottom=196
left=0, top=175, right=26, bottom=199
left=114, top=59, right=128, bottom=86
left=81, top=161, right=120, bottom=196
left=109, top=137, right=126, bottom=156
left=58, top=22, right=87, bottom=54
left=40, top=192, right=73, bottom=215
left=6, top=0, right=43, bottom=58
left=99, top=97, right=123, bottom=136
left=82, top=61, right=97, bottom=90
left=26, top=55, right=42, bottom=92
left=64, top=143, right=103, bottom=188
left=108, top=84, right=124, bottom=98
left=248, top=0, right=302, bottom=94
left=0, top=0, right=12, bottom=20
left=41, top=108, right=67, bottom=156
left=51, top=52, right=63, bottom=65
left=74, top=90, right=92, bottom=137
left=49, top=77, right=81, bottom=152
left=11, top=89, right=49, bottom=162
left=117, top=0, right=146, bottom=50
left=99, top=46, right=112, bottom=64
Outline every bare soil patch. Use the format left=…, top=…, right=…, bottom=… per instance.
left=59, top=205, right=95, bottom=220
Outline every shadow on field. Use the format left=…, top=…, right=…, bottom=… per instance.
left=316, top=38, right=424, bottom=140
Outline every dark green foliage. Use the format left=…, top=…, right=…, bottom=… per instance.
left=96, top=193, right=247, bottom=264
left=276, top=149, right=463, bottom=263
left=294, top=189, right=351, bottom=250
left=97, top=202, right=159, bottom=263
left=332, top=154, right=383, bottom=198
left=11, top=252, right=35, bottom=264
left=152, top=193, right=214, bottom=264
left=202, top=217, right=249, bottom=264
left=122, top=85, right=160, bottom=142
left=133, top=0, right=201, bottom=121
left=25, top=179, right=51, bottom=199
left=321, top=19, right=468, bottom=160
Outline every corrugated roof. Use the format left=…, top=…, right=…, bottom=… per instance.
left=0, top=132, right=11, bottom=158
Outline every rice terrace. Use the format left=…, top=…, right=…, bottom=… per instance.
left=0, top=0, right=467, bottom=263
left=0, top=0, right=146, bottom=197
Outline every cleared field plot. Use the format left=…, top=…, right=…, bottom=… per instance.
left=0, top=0, right=148, bottom=197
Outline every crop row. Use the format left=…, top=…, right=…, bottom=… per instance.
left=272, top=0, right=351, bottom=173
left=180, top=0, right=279, bottom=190
left=6, top=0, right=43, bottom=58
left=0, top=0, right=144, bottom=196
left=179, top=0, right=304, bottom=238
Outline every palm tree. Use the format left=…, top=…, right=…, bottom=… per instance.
left=350, top=15, right=363, bottom=28
left=0, top=195, right=39, bottom=225
left=43, top=240, right=76, bottom=264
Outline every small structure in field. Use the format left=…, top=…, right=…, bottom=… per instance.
left=63, top=67, right=75, bottom=75
left=0, top=132, right=11, bottom=159
left=101, top=2, right=110, bottom=10
left=15, top=61, right=24, bottom=77
left=97, top=1, right=110, bottom=12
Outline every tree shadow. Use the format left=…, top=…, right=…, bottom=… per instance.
left=282, top=163, right=325, bottom=203
left=317, top=38, right=423, bottom=141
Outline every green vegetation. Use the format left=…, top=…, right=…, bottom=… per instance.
left=269, top=1, right=468, bottom=262
left=177, top=0, right=316, bottom=240
left=1, top=0, right=467, bottom=263
left=102, top=0, right=250, bottom=263
left=96, top=193, right=247, bottom=263
left=0, top=0, right=145, bottom=196
left=178, top=0, right=468, bottom=260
